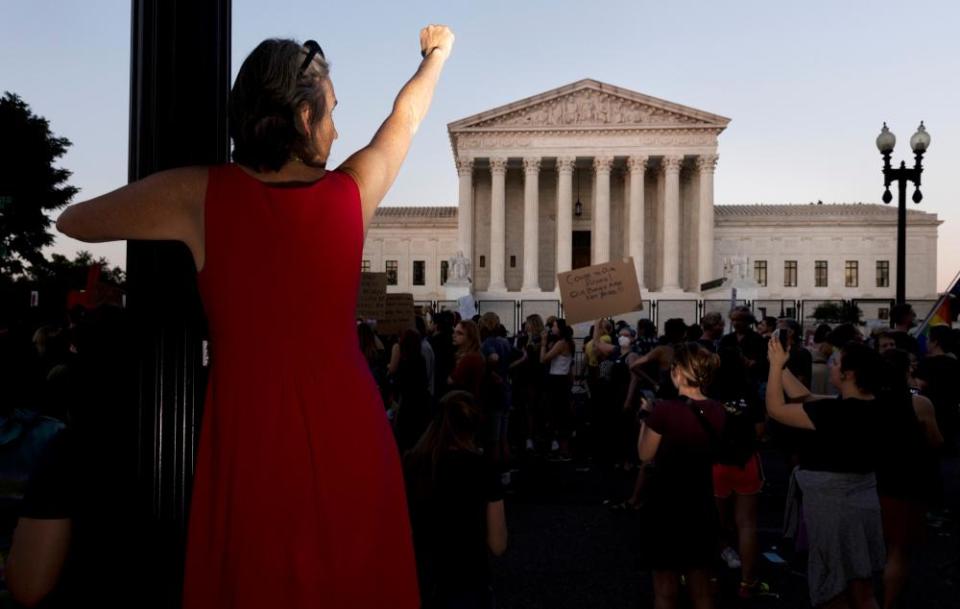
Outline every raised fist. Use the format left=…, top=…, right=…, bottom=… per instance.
left=420, top=24, right=454, bottom=59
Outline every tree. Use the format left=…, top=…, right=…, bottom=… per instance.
left=811, top=301, right=862, bottom=324
left=0, top=92, right=78, bottom=277
left=30, top=250, right=126, bottom=287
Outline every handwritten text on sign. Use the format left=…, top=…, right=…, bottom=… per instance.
left=557, top=258, right=643, bottom=325
left=378, top=293, right=416, bottom=336
left=356, top=272, right=388, bottom=320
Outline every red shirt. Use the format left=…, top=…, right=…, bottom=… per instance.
left=450, top=351, right=485, bottom=398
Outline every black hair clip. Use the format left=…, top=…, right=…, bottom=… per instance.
left=298, top=40, right=324, bottom=76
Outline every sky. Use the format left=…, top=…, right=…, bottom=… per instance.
left=3, top=0, right=958, bottom=289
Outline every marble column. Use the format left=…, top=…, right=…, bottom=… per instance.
left=697, top=154, right=718, bottom=289
left=555, top=157, right=575, bottom=277
left=592, top=156, right=613, bottom=264
left=488, top=158, right=508, bottom=292
left=456, top=158, right=473, bottom=264
left=522, top=157, right=541, bottom=291
left=661, top=156, right=683, bottom=291
left=627, top=155, right=648, bottom=289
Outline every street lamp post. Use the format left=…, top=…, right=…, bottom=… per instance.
left=876, top=121, right=931, bottom=306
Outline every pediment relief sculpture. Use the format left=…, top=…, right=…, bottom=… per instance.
left=470, top=89, right=709, bottom=129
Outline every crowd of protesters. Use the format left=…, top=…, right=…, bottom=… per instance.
left=356, top=300, right=959, bottom=609
left=2, top=299, right=959, bottom=608
left=1, top=305, right=135, bottom=608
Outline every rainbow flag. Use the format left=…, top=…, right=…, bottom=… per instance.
left=914, top=269, right=960, bottom=353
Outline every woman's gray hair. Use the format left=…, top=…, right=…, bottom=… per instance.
left=229, top=39, right=330, bottom=171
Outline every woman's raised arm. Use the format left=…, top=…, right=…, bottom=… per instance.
left=338, top=25, right=454, bottom=228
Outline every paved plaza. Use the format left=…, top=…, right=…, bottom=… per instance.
left=491, top=450, right=960, bottom=609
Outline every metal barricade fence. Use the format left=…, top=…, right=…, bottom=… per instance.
left=703, top=299, right=745, bottom=322
left=477, top=300, right=519, bottom=336
left=853, top=298, right=895, bottom=328
left=608, top=301, right=654, bottom=335
left=907, top=299, right=939, bottom=323
left=406, top=297, right=933, bottom=340
left=655, top=300, right=699, bottom=334
left=752, top=299, right=799, bottom=321
left=520, top=300, right=561, bottom=328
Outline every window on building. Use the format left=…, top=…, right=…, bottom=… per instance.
left=879, top=307, right=890, bottom=321
left=510, top=255, right=516, bottom=268
left=754, top=260, right=767, bottom=287
left=479, top=255, right=486, bottom=268
left=361, top=259, right=370, bottom=273
left=784, top=260, right=798, bottom=287
left=877, top=260, right=890, bottom=288
left=845, top=260, right=859, bottom=287
left=815, top=260, right=828, bottom=287
left=385, top=260, right=398, bottom=286
left=412, top=260, right=425, bottom=286
left=440, top=260, right=449, bottom=285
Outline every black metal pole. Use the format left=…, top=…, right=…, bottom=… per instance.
left=128, top=1, right=230, bottom=607
left=896, top=173, right=907, bottom=306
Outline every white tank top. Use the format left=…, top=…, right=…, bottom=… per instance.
left=549, top=352, right=573, bottom=375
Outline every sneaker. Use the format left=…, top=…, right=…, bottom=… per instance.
left=550, top=440, right=560, bottom=452
left=738, top=580, right=775, bottom=600
left=720, top=546, right=742, bottom=569
left=525, top=438, right=535, bottom=451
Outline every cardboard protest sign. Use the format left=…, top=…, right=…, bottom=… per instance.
left=356, top=272, right=387, bottom=320
left=377, top=293, right=416, bottom=336
left=557, top=258, right=643, bottom=325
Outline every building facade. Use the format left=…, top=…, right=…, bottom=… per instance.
left=362, top=79, right=940, bottom=304
left=364, top=203, right=939, bottom=301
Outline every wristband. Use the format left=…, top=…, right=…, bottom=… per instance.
left=421, top=46, right=440, bottom=59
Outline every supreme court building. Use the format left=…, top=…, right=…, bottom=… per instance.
left=363, top=79, right=940, bottom=304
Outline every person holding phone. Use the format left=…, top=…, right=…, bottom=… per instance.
left=766, top=339, right=889, bottom=609
left=56, top=26, right=455, bottom=609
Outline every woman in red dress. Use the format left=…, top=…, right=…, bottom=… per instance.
left=56, top=25, right=455, bottom=609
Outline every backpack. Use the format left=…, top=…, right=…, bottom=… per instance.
left=685, top=397, right=756, bottom=467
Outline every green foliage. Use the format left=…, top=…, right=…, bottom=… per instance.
left=29, top=250, right=125, bottom=287
left=811, top=301, right=862, bottom=324
left=0, top=92, right=78, bottom=277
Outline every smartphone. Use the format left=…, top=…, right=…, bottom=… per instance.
left=774, top=328, right=789, bottom=350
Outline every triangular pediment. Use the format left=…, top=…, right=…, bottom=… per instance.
left=448, top=79, right=730, bottom=132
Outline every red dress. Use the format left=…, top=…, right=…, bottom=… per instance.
left=184, top=164, right=420, bottom=608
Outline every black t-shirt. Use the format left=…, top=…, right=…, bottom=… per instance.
left=403, top=449, right=504, bottom=595
left=800, top=397, right=890, bottom=473
left=892, top=331, right=920, bottom=357
left=428, top=332, right=456, bottom=397
left=916, top=354, right=960, bottom=444
left=787, top=346, right=813, bottom=387
left=512, top=338, right=543, bottom=387
left=12, top=430, right=79, bottom=607
left=875, top=391, right=938, bottom=501
left=19, top=430, right=77, bottom=520
left=719, top=331, right=769, bottom=382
